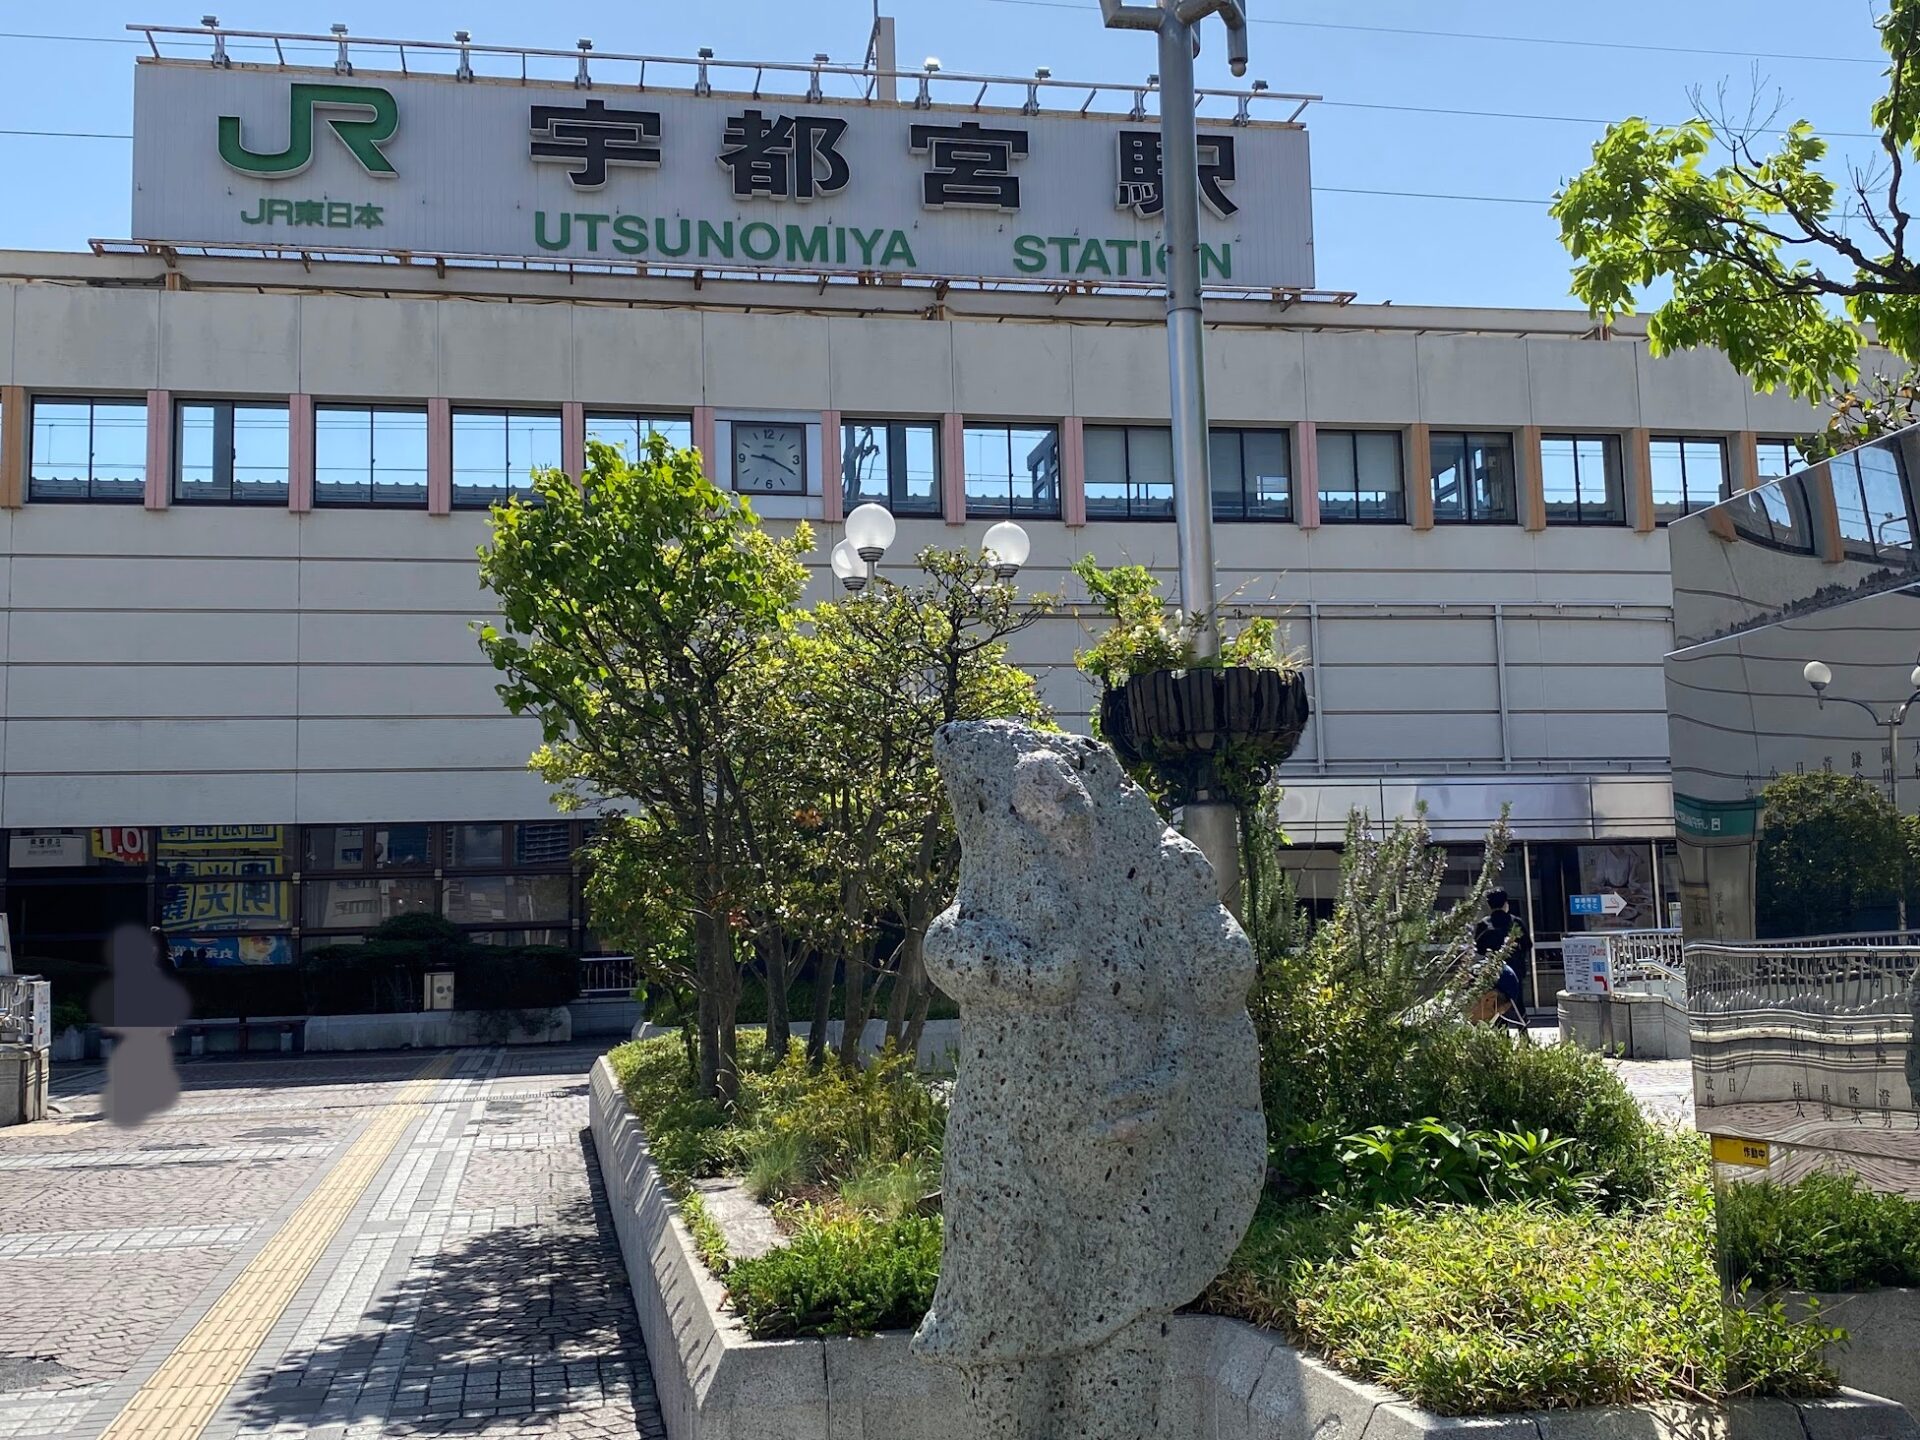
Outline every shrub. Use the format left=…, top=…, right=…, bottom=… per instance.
left=1719, top=1171, right=1920, bottom=1292
left=454, top=945, right=578, bottom=1010
left=681, top=1193, right=731, bottom=1275
left=1324, top=1119, right=1600, bottom=1210
left=51, top=999, right=90, bottom=1032
left=725, top=1210, right=942, bottom=1338
left=607, top=1032, right=945, bottom=1196
left=1208, top=1191, right=1840, bottom=1414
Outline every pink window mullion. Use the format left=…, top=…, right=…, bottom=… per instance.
left=427, top=397, right=452, bottom=516
left=693, top=406, right=717, bottom=476
left=288, top=394, right=315, bottom=512
left=820, top=410, right=843, bottom=522
left=1294, top=420, right=1320, bottom=529
left=942, top=413, right=966, bottom=526
left=562, top=401, right=586, bottom=478
left=1061, top=416, right=1087, bottom=527
left=144, top=390, right=172, bottom=511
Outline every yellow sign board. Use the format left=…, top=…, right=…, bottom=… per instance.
left=1710, top=1135, right=1772, bottom=1169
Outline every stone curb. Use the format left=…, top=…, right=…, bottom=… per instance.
left=588, top=1056, right=1918, bottom=1440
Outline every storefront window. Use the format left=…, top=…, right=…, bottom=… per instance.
left=158, top=826, right=294, bottom=967
left=447, top=823, right=507, bottom=868
left=302, top=877, right=437, bottom=929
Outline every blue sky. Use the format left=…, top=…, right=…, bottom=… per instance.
left=0, top=0, right=1892, bottom=308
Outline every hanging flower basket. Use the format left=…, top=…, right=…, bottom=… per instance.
left=1099, top=666, right=1311, bottom=803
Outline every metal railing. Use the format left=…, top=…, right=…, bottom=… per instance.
left=1686, top=941, right=1920, bottom=1021
left=128, top=23, right=1317, bottom=125
left=1606, top=929, right=1685, bottom=996
left=578, top=955, right=638, bottom=998
left=0, top=976, right=51, bottom=1049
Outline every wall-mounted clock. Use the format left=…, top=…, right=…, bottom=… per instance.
left=732, top=422, right=807, bottom=495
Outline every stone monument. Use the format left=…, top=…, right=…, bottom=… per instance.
left=910, top=719, right=1266, bottom=1440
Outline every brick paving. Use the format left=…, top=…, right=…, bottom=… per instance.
left=0, top=1044, right=665, bottom=1440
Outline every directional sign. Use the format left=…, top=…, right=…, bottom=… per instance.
left=1570, top=893, right=1627, bottom=917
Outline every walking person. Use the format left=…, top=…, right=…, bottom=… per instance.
left=1474, top=888, right=1530, bottom=1034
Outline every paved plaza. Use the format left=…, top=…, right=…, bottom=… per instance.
left=0, top=1045, right=665, bottom=1440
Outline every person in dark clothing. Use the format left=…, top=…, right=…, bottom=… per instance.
left=1473, top=888, right=1529, bottom=1032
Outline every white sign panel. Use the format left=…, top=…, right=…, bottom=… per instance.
left=8, top=833, right=88, bottom=869
left=1560, top=934, right=1613, bottom=996
left=131, top=62, right=1315, bottom=290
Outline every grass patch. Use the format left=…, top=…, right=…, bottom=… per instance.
left=726, top=1210, right=942, bottom=1338
left=1720, top=1170, right=1920, bottom=1292
left=1205, top=1159, right=1840, bottom=1416
left=681, top=1192, right=731, bottom=1275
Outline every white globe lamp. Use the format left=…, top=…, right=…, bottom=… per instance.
left=1802, top=659, right=1832, bottom=695
left=830, top=538, right=867, bottom=592
left=844, top=502, right=896, bottom=562
left=982, top=520, right=1030, bottom=579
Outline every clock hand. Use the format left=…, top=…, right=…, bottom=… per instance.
left=751, top=453, right=798, bottom=477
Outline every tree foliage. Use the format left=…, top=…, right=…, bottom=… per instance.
left=1553, top=1, right=1920, bottom=402
left=477, top=438, right=812, bottom=1101
left=1755, top=770, right=1905, bottom=937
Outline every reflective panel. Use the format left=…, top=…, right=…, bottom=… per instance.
left=1666, top=427, right=1920, bottom=1272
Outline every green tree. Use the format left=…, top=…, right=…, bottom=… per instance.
left=792, top=548, right=1053, bottom=1065
left=1553, top=2, right=1920, bottom=408
left=477, top=438, right=812, bottom=1102
left=1755, top=771, right=1905, bottom=937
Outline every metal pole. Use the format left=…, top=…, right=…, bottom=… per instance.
left=1103, top=0, right=1245, bottom=910
left=1158, top=3, right=1237, bottom=910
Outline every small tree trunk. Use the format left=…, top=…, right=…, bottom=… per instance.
left=903, top=980, right=937, bottom=1061
left=694, top=909, right=742, bottom=1104
left=808, top=950, right=838, bottom=1066
left=761, top=933, right=794, bottom=1059
left=838, top=942, right=873, bottom=1068
left=886, top=928, right=925, bottom=1049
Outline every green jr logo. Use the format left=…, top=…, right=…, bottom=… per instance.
left=218, top=83, right=399, bottom=178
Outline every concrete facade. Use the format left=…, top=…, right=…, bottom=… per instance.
left=0, top=249, right=1826, bottom=845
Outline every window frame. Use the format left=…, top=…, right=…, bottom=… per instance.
left=1083, top=423, right=1176, bottom=521
left=313, top=403, right=431, bottom=509
left=1755, top=437, right=1806, bottom=483
left=173, top=399, right=292, bottom=506
left=961, top=421, right=1062, bottom=519
left=451, top=407, right=565, bottom=510
left=1539, top=433, right=1628, bottom=527
left=1428, top=430, right=1518, bottom=526
left=840, top=417, right=943, bottom=517
left=583, top=410, right=695, bottom=461
left=1210, top=426, right=1294, bottom=523
left=1648, top=434, right=1730, bottom=525
left=1315, top=427, right=1406, bottom=524
left=28, top=395, right=149, bottom=504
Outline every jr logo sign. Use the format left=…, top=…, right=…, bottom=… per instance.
left=218, top=83, right=398, bottom=178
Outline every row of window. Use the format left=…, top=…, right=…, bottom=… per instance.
left=24, top=396, right=1799, bottom=527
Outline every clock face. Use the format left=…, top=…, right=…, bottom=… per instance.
left=732, top=423, right=807, bottom=495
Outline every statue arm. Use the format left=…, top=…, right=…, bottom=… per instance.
left=923, top=907, right=1077, bottom=1008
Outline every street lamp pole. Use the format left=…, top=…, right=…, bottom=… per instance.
left=1100, top=0, right=1249, bottom=907
left=1803, top=660, right=1920, bottom=816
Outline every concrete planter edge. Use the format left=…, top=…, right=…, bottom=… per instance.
left=588, top=1055, right=1917, bottom=1440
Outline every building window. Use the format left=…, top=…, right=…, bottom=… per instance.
left=1755, top=437, right=1806, bottom=481
left=1727, top=475, right=1815, bottom=554
left=302, top=824, right=433, bottom=872
left=1649, top=435, right=1729, bottom=523
left=315, top=406, right=429, bottom=507
left=585, top=412, right=693, bottom=459
left=1085, top=425, right=1174, bottom=519
left=175, top=401, right=290, bottom=505
left=842, top=419, right=941, bottom=516
left=1316, top=429, right=1404, bottom=522
left=1429, top=431, right=1516, bottom=524
left=1540, top=434, right=1625, bottom=526
left=1210, top=428, right=1292, bottom=522
left=453, top=409, right=563, bottom=508
left=29, top=397, right=147, bottom=503
left=963, top=423, right=1060, bottom=518
left=1830, top=445, right=1915, bottom=561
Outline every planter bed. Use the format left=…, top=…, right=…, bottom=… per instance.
left=589, top=1057, right=1915, bottom=1440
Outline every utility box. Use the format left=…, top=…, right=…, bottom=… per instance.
left=423, top=971, right=456, bottom=1012
left=0, top=1043, right=49, bottom=1125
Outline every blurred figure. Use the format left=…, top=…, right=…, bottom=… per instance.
left=90, top=925, right=189, bottom=1128
left=1474, top=888, right=1530, bottom=1034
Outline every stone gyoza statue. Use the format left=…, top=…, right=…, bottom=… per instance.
left=910, top=719, right=1266, bottom=1440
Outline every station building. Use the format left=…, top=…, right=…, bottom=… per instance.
left=0, top=29, right=1830, bottom=999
